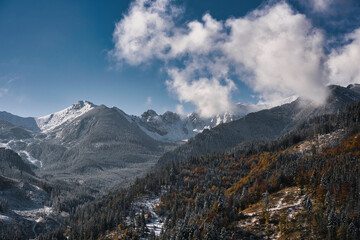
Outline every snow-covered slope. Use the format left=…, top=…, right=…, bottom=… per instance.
left=35, top=101, right=96, bottom=132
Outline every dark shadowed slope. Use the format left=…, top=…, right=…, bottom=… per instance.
left=0, top=148, right=35, bottom=177
left=0, top=111, right=40, bottom=132
left=0, top=119, right=32, bottom=140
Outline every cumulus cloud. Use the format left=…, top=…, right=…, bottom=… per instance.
left=166, top=60, right=236, bottom=118
left=111, top=0, right=225, bottom=63
left=111, top=0, right=234, bottom=117
left=328, top=28, right=360, bottom=86
left=223, top=2, right=328, bottom=105
left=110, top=0, right=177, bottom=65
left=111, top=0, right=354, bottom=116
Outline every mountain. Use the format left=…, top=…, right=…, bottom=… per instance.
left=0, top=119, right=33, bottom=141
left=31, top=105, right=163, bottom=171
left=0, top=101, right=173, bottom=190
left=158, top=84, right=360, bottom=166
left=0, top=111, right=40, bottom=131
left=26, top=104, right=171, bottom=190
left=0, top=100, right=252, bottom=144
left=131, top=103, right=256, bottom=142
left=0, top=100, right=258, bottom=145
left=35, top=100, right=96, bottom=132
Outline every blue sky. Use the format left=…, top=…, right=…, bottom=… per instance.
left=0, top=0, right=359, bottom=117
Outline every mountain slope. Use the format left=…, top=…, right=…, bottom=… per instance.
left=158, top=85, right=360, bottom=166
left=0, top=111, right=40, bottom=131
left=0, top=119, right=32, bottom=140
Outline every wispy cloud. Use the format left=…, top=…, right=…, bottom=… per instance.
left=145, top=96, right=152, bottom=106
left=298, top=0, right=357, bottom=15
left=0, top=88, right=9, bottom=97
left=0, top=73, right=19, bottom=84
left=175, top=104, right=184, bottom=115
left=111, top=0, right=360, bottom=116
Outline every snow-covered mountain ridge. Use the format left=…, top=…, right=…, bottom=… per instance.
left=32, top=100, right=253, bottom=142
left=35, top=100, right=96, bottom=132
left=130, top=105, right=252, bottom=142
left=1, top=98, right=295, bottom=144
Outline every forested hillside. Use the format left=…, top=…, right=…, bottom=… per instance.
left=38, top=100, right=360, bottom=239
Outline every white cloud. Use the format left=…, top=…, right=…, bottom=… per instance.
left=0, top=73, right=19, bottom=84
left=328, top=28, right=360, bottom=86
left=111, top=0, right=224, bottom=64
left=167, top=63, right=236, bottom=118
left=110, top=0, right=178, bottom=65
left=112, top=0, right=356, bottom=116
left=0, top=88, right=9, bottom=97
left=223, top=2, right=328, bottom=105
left=296, top=0, right=333, bottom=14
left=145, top=96, right=152, bottom=106
left=111, top=0, right=234, bottom=117
left=298, top=0, right=357, bottom=16
left=175, top=104, right=184, bottom=115
left=168, top=14, right=224, bottom=57
left=310, top=0, right=332, bottom=13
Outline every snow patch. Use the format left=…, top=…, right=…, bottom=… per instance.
left=0, top=214, right=12, bottom=222
left=14, top=205, right=54, bottom=221
left=138, top=196, right=163, bottom=236
left=19, top=150, right=42, bottom=168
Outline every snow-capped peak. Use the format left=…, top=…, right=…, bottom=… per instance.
left=36, top=100, right=96, bottom=132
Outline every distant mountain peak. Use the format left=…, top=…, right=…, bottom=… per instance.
left=36, top=100, right=97, bottom=132
left=72, top=100, right=96, bottom=109
left=141, top=109, right=158, bottom=119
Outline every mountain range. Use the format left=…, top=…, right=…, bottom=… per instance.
left=0, top=99, right=255, bottom=191
left=1, top=100, right=257, bottom=142
left=0, top=84, right=359, bottom=190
